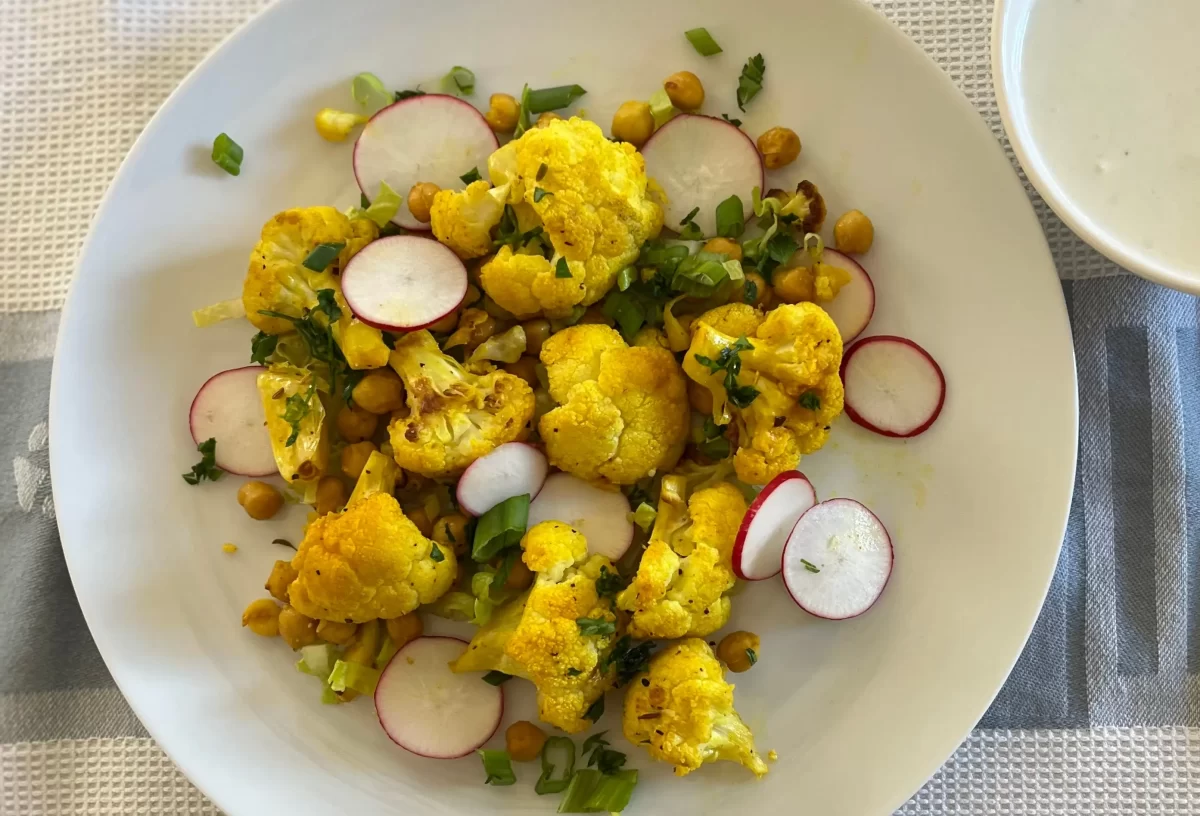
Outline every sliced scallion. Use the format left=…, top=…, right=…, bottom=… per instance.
left=301, top=242, right=346, bottom=272
left=471, top=493, right=530, bottom=561
left=211, top=133, right=243, bottom=176
left=445, top=65, right=476, bottom=96
left=684, top=27, right=723, bottom=56
left=535, top=736, right=576, bottom=795
left=479, top=749, right=516, bottom=786
left=616, top=266, right=637, bottom=292
left=526, top=84, right=587, bottom=114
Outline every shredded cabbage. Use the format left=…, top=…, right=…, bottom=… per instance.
left=630, top=502, right=657, bottom=532
left=375, top=633, right=399, bottom=668
left=347, top=450, right=399, bottom=505
left=327, top=659, right=381, bottom=695
left=427, top=590, right=475, bottom=622
left=348, top=181, right=403, bottom=228
left=648, top=89, right=677, bottom=128
left=351, top=72, right=392, bottom=113
left=191, top=297, right=246, bottom=328
left=296, top=643, right=339, bottom=678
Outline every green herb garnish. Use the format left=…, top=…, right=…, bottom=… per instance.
left=429, top=542, right=445, bottom=562
left=746, top=648, right=758, bottom=666
left=525, top=84, right=587, bottom=113
left=394, top=89, right=425, bottom=101
left=583, top=695, right=605, bottom=722
left=800, top=558, right=821, bottom=573
left=482, top=670, right=513, bottom=686
left=684, top=27, right=723, bottom=56
left=460, top=167, right=482, bottom=184
left=479, top=749, right=516, bottom=786
left=602, top=636, right=656, bottom=687
left=445, top=65, right=476, bottom=96
left=555, top=257, right=573, bottom=278
left=799, top=391, right=821, bottom=411
left=736, top=54, right=766, bottom=111
left=714, top=194, right=745, bottom=239
left=694, top=336, right=759, bottom=409
left=721, top=113, right=743, bottom=127
left=211, top=133, right=243, bottom=176
left=577, top=618, right=617, bottom=636
left=472, top=493, right=531, bottom=561
left=182, top=437, right=222, bottom=485
left=595, top=566, right=627, bottom=599
left=742, top=278, right=758, bottom=305
left=679, top=206, right=701, bottom=227
left=534, top=187, right=553, bottom=203
left=249, top=331, right=278, bottom=365
left=490, top=547, right=520, bottom=593
left=616, top=266, right=637, bottom=292
left=566, top=668, right=583, bottom=678
left=535, top=736, right=577, bottom=795
left=301, top=242, right=345, bottom=272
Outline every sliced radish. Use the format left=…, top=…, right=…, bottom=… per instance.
left=641, top=114, right=764, bottom=237
left=457, top=442, right=549, bottom=517
left=374, top=637, right=503, bottom=759
left=732, top=471, right=817, bottom=581
left=527, top=473, right=634, bottom=561
left=782, top=499, right=893, bottom=619
left=188, top=366, right=275, bottom=476
left=821, top=249, right=876, bottom=343
left=353, top=94, right=499, bottom=230
left=341, top=235, right=468, bottom=331
left=841, top=336, right=946, bottom=438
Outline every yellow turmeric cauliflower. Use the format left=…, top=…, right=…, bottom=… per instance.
left=539, top=324, right=688, bottom=485
left=684, top=302, right=844, bottom=485
left=386, top=330, right=535, bottom=478
left=451, top=521, right=621, bottom=733
left=617, top=475, right=746, bottom=639
left=623, top=638, right=768, bottom=778
left=429, top=180, right=510, bottom=260
left=479, top=246, right=587, bottom=319
left=242, top=206, right=388, bottom=369
left=694, top=303, right=765, bottom=339
left=287, top=492, right=457, bottom=623
left=481, top=118, right=663, bottom=317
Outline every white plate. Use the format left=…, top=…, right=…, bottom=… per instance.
left=50, top=0, right=1077, bottom=814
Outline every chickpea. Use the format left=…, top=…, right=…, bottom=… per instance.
left=450, top=308, right=497, bottom=351
left=484, top=93, right=520, bottom=133
left=702, top=237, right=742, bottom=261
left=735, top=271, right=770, bottom=308
left=407, top=182, right=440, bottom=224
left=611, top=101, right=654, bottom=147
left=264, top=559, right=298, bottom=603
left=433, top=513, right=470, bottom=556
left=427, top=310, right=459, bottom=334
left=687, top=380, right=714, bottom=416
left=352, top=368, right=405, bottom=414
left=385, top=613, right=424, bottom=651
left=577, top=306, right=614, bottom=327
left=278, top=605, right=318, bottom=650
left=834, top=209, right=875, bottom=254
left=407, top=506, right=434, bottom=537
left=241, top=598, right=281, bottom=637
left=237, top=480, right=284, bottom=521
left=341, top=441, right=377, bottom=480
left=315, top=476, right=347, bottom=516
left=503, top=356, right=540, bottom=388
left=521, top=319, right=552, bottom=357
left=344, top=619, right=380, bottom=666
left=316, top=619, right=357, bottom=645
left=756, top=127, right=801, bottom=169
left=772, top=265, right=813, bottom=304
left=482, top=296, right=515, bottom=323
left=464, top=284, right=483, bottom=307
left=504, top=558, right=534, bottom=592
left=535, top=112, right=561, bottom=128
left=506, top=720, right=547, bottom=762
left=663, top=71, right=704, bottom=111
left=716, top=630, right=761, bottom=673
left=336, top=404, right=378, bottom=443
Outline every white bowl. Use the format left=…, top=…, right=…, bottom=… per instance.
left=993, top=0, right=1200, bottom=293
left=50, top=0, right=1078, bottom=814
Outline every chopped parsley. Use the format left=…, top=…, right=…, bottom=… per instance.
left=581, top=731, right=627, bottom=774
left=534, top=187, right=553, bottom=203
left=736, top=53, right=766, bottom=111
left=393, top=89, right=425, bottom=101
left=181, top=437, right=222, bottom=485
left=601, top=636, right=656, bottom=687
left=482, top=671, right=512, bottom=686
left=742, top=278, right=759, bottom=305
left=746, top=648, right=758, bottom=666
left=800, top=558, right=821, bottom=574
left=721, top=112, right=743, bottom=127
left=595, top=566, right=627, bottom=599
left=577, top=617, right=617, bottom=636
left=799, top=391, right=821, bottom=411
left=459, top=167, right=482, bottom=184
left=555, top=257, right=573, bottom=278
left=301, top=242, right=345, bottom=273
left=583, top=696, right=605, bottom=722
left=566, top=667, right=583, bottom=677
left=693, top=336, right=760, bottom=408
left=429, top=542, right=445, bottom=562
left=249, top=331, right=278, bottom=365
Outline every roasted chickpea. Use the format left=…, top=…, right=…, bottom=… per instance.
left=241, top=598, right=281, bottom=637
left=385, top=613, right=424, bottom=651
left=771, top=265, right=812, bottom=304
left=756, top=127, right=801, bottom=169
left=733, top=271, right=769, bottom=308
left=503, top=356, right=540, bottom=388
left=316, top=619, right=357, bottom=645
left=535, top=112, right=561, bottom=128
left=484, top=93, right=520, bottom=133
left=716, top=630, right=761, bottom=673
left=407, top=182, right=440, bottom=224
left=315, top=476, right=347, bottom=516
left=464, top=284, right=483, bottom=307
left=278, top=605, right=318, bottom=650
left=611, top=101, right=654, bottom=147
left=687, top=380, right=714, bottom=416
left=506, top=720, right=547, bottom=762
left=237, top=480, right=283, bottom=521
left=521, top=319, right=552, bottom=357
left=834, top=209, right=875, bottom=254
left=433, top=513, right=469, bottom=556
left=702, top=237, right=743, bottom=261
left=407, top=506, right=434, bottom=537
left=352, top=368, right=405, bottom=414
left=577, top=306, right=614, bottom=327
left=341, top=441, right=377, bottom=480
left=452, top=308, right=497, bottom=350
left=504, top=559, right=534, bottom=592
left=427, top=310, right=459, bottom=334
left=663, top=71, right=704, bottom=111
left=336, top=404, right=378, bottom=443
left=264, top=559, right=298, bottom=603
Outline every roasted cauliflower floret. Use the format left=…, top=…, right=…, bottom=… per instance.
left=694, top=303, right=765, bottom=339
left=429, top=180, right=510, bottom=260
left=287, top=492, right=457, bottom=623
left=481, top=117, right=662, bottom=317
left=617, top=475, right=746, bottom=639
left=538, top=324, right=688, bottom=485
left=386, top=330, right=535, bottom=478
left=623, top=638, right=768, bottom=778
left=480, top=246, right=587, bottom=319
left=684, top=303, right=844, bottom=485
left=452, top=521, right=621, bottom=733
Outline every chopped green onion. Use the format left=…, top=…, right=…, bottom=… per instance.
left=444, top=65, right=476, bottom=96
left=327, top=659, right=381, bottom=695
left=472, top=493, right=531, bottom=561
left=684, top=27, right=723, bottom=56
left=555, top=257, right=573, bottom=278
left=678, top=222, right=704, bottom=241
left=351, top=72, right=392, bottom=111
left=736, top=54, right=766, bottom=111
left=801, top=558, right=821, bottom=573
left=557, top=769, right=638, bottom=813
left=211, top=133, right=243, bottom=176
left=350, top=181, right=403, bottom=228
left=616, top=266, right=637, bottom=291
left=302, top=242, right=345, bottom=272
left=460, top=167, right=482, bottom=184
left=679, top=206, right=700, bottom=227
left=648, top=89, right=677, bottom=128
left=631, top=502, right=657, bottom=532
left=799, top=391, right=821, bottom=411
left=583, top=695, right=605, bottom=722
left=577, top=618, right=616, bottom=636
left=670, top=252, right=733, bottom=298
left=482, top=670, right=512, bottom=686
left=746, top=647, right=758, bottom=666
left=479, top=749, right=517, bottom=786
left=536, top=162, right=549, bottom=181
left=182, top=438, right=222, bottom=485
left=715, top=194, right=745, bottom=238
left=534, top=187, right=553, bottom=203
left=535, top=736, right=577, bottom=795
left=429, top=542, right=445, bottom=562
left=526, top=84, right=587, bottom=114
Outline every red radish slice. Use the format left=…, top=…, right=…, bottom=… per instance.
left=188, top=366, right=275, bottom=476
left=353, top=94, right=498, bottom=229
left=341, top=235, right=468, bottom=331
left=527, top=473, right=634, bottom=561
left=841, top=336, right=946, bottom=438
left=782, top=499, right=893, bottom=619
left=821, top=249, right=876, bottom=343
left=457, top=442, right=549, bottom=516
left=732, top=471, right=817, bottom=581
left=641, top=114, right=764, bottom=237
left=374, top=637, right=502, bottom=759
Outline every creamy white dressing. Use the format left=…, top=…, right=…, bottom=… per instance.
left=1020, top=0, right=1200, bottom=272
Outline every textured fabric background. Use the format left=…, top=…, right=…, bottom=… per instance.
left=3, top=0, right=1196, bottom=814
